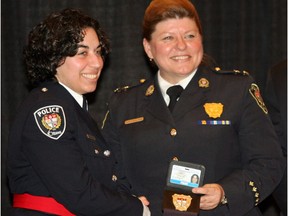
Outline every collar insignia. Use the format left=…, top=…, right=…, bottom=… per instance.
left=198, top=78, right=209, bottom=88
left=145, top=85, right=154, bottom=96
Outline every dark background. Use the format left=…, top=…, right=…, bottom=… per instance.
left=1, top=0, right=287, bottom=215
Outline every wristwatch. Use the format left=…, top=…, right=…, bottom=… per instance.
left=220, top=195, right=228, bottom=205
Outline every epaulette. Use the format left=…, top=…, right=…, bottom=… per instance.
left=114, top=85, right=130, bottom=93
left=213, top=67, right=249, bottom=76
left=113, top=79, right=146, bottom=93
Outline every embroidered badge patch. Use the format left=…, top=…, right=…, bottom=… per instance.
left=249, top=83, right=268, bottom=114
left=34, top=105, right=66, bottom=140
left=204, top=103, right=224, bottom=118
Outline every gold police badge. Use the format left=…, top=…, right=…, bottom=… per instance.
left=172, top=194, right=192, bottom=211
left=204, top=103, right=223, bottom=118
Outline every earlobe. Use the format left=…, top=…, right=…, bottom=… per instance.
left=143, top=38, right=153, bottom=59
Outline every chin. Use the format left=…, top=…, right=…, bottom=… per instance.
left=84, top=86, right=97, bottom=94
left=176, top=71, right=193, bottom=77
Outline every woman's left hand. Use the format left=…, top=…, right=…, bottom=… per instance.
left=192, top=183, right=225, bottom=210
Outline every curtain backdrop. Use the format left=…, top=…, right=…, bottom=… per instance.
left=1, top=0, right=286, bottom=214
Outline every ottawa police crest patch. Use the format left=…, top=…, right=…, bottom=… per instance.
left=34, top=105, right=66, bottom=140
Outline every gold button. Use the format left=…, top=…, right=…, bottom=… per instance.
left=170, top=128, right=177, bottom=136
left=112, top=175, right=117, bottom=182
left=215, top=67, right=221, bottom=71
left=255, top=198, right=260, bottom=206
left=172, top=157, right=178, bottom=161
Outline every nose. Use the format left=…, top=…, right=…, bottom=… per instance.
left=176, top=37, right=187, bottom=50
left=89, top=54, right=103, bottom=69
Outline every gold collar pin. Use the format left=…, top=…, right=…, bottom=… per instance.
left=199, top=78, right=209, bottom=88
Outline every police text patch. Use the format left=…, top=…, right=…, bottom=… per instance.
left=34, top=105, right=66, bottom=140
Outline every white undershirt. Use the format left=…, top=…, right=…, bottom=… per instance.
left=58, top=82, right=84, bottom=108
left=157, top=69, right=197, bottom=105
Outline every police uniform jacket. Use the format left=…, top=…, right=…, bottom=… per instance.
left=102, top=65, right=285, bottom=216
left=7, top=81, right=143, bottom=216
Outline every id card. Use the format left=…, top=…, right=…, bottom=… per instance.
left=166, top=160, right=205, bottom=191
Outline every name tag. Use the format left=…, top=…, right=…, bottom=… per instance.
left=86, top=134, right=96, bottom=141
left=124, top=117, right=144, bottom=125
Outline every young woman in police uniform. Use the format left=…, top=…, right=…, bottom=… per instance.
left=7, top=8, right=150, bottom=216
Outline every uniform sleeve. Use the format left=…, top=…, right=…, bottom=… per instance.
left=22, top=102, right=143, bottom=216
left=264, top=69, right=287, bottom=156
left=218, top=79, right=285, bottom=216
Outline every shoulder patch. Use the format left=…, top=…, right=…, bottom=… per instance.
left=34, top=105, right=66, bottom=140
left=249, top=83, right=268, bottom=114
left=214, top=67, right=249, bottom=76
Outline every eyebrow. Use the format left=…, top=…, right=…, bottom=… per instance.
left=78, top=44, right=102, bottom=49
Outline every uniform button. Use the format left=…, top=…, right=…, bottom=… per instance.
left=41, top=87, right=48, bottom=92
left=94, top=149, right=99, bottom=154
left=104, top=150, right=111, bottom=157
left=172, top=157, right=178, bottom=161
left=112, top=175, right=118, bottom=182
left=170, top=128, right=177, bottom=136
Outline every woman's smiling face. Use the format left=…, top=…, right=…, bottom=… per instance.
left=143, top=17, right=203, bottom=84
left=55, top=27, right=104, bottom=94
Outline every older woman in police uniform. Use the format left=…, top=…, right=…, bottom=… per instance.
left=102, top=0, right=285, bottom=215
